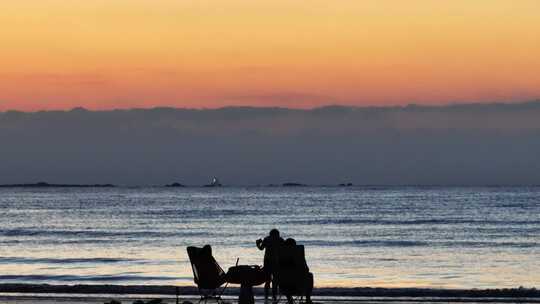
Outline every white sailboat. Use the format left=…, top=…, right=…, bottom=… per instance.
left=205, top=176, right=222, bottom=187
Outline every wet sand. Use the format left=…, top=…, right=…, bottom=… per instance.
left=1, top=295, right=540, bottom=304
left=0, top=284, right=539, bottom=303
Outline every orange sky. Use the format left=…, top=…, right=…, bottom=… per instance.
left=1, top=0, right=539, bottom=111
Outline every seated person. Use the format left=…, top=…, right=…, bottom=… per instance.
left=278, top=238, right=313, bottom=304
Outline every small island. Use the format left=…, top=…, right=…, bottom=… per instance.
left=282, top=182, right=307, bottom=187
left=165, top=182, right=185, bottom=187
left=0, top=182, right=115, bottom=188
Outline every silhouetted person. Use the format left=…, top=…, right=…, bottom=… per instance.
left=284, top=238, right=296, bottom=246
left=256, top=229, right=284, bottom=303
left=280, top=238, right=313, bottom=304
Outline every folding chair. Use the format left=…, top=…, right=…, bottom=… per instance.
left=276, top=244, right=313, bottom=304
left=187, top=245, right=229, bottom=304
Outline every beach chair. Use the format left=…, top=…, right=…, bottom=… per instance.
left=276, top=245, right=313, bottom=304
left=187, top=245, right=229, bottom=304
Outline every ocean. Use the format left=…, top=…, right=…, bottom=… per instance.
left=0, top=186, right=538, bottom=289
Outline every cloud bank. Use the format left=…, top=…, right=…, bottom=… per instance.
left=1, top=101, right=540, bottom=185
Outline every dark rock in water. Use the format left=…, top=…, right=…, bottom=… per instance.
left=0, top=182, right=115, bottom=188
left=165, top=182, right=184, bottom=187
left=282, top=182, right=306, bottom=187
left=339, top=183, right=353, bottom=187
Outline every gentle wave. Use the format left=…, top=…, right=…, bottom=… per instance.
left=302, top=239, right=540, bottom=248
left=303, top=240, right=428, bottom=247
left=0, top=229, right=208, bottom=238
left=282, top=218, right=540, bottom=225
left=144, top=209, right=275, bottom=218
left=0, top=274, right=182, bottom=282
left=0, top=257, right=143, bottom=264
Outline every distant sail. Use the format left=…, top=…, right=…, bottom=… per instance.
left=205, top=176, right=222, bottom=187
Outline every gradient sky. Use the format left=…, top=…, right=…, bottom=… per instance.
left=1, top=0, right=540, bottom=111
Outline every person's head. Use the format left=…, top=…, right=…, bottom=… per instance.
left=269, top=229, right=280, bottom=238
left=201, top=244, right=212, bottom=257
left=285, top=238, right=296, bottom=246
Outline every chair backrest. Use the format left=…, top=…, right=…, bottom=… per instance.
left=278, top=244, right=309, bottom=273
left=277, top=244, right=309, bottom=294
left=187, top=245, right=226, bottom=289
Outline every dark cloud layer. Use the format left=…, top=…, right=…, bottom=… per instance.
left=1, top=101, right=540, bottom=185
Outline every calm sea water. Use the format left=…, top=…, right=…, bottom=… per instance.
left=0, top=187, right=538, bottom=289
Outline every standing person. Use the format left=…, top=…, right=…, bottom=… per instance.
left=256, top=229, right=284, bottom=303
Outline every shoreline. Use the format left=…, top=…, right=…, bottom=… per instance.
left=1, top=295, right=540, bottom=304
left=0, top=284, right=538, bottom=298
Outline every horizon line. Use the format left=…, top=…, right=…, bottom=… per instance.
left=1, top=98, right=540, bottom=114
left=1, top=182, right=539, bottom=188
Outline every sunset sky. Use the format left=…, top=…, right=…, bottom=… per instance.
left=1, top=0, right=539, bottom=111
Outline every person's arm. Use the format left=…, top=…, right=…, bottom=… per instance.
left=256, top=238, right=265, bottom=250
